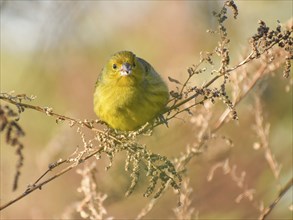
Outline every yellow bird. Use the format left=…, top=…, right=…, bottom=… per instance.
left=94, top=51, right=169, bottom=131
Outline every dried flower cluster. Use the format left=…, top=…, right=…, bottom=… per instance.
left=0, top=103, right=25, bottom=191
left=89, top=127, right=182, bottom=199
left=76, top=162, right=109, bottom=220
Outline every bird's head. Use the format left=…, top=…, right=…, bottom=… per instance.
left=103, top=51, right=146, bottom=86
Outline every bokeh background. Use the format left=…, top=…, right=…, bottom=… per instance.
left=1, top=1, right=292, bottom=219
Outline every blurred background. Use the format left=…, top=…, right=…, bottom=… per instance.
left=1, top=1, right=292, bottom=219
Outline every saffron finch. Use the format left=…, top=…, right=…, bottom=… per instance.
left=94, top=51, right=169, bottom=131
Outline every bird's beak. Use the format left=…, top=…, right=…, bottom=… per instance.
left=120, top=63, right=132, bottom=76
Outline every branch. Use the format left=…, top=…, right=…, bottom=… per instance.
left=0, top=94, right=125, bottom=144
left=1, top=94, right=182, bottom=211
left=0, top=95, right=93, bottom=129
left=0, top=146, right=104, bottom=211
left=213, top=63, right=267, bottom=132
left=259, top=177, right=293, bottom=220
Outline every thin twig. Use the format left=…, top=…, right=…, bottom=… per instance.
left=213, top=63, right=267, bottom=132
left=163, top=74, right=222, bottom=114
left=0, top=96, right=79, bottom=125
left=0, top=95, right=124, bottom=144
left=258, top=177, right=293, bottom=220
left=0, top=146, right=104, bottom=211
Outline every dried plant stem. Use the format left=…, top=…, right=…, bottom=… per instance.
left=0, top=95, right=123, bottom=144
left=0, top=146, right=104, bottom=211
left=165, top=39, right=280, bottom=116
left=1, top=94, right=181, bottom=211
left=0, top=96, right=77, bottom=124
left=226, top=52, right=254, bottom=72
left=254, top=95, right=283, bottom=191
left=1, top=94, right=183, bottom=211
left=168, top=60, right=204, bottom=107
left=136, top=185, right=169, bottom=220
left=165, top=74, right=222, bottom=114
left=213, top=63, right=267, bottom=131
left=258, top=177, right=293, bottom=220
left=174, top=64, right=267, bottom=170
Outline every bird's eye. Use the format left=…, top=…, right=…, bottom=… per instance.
left=112, top=64, right=117, bottom=69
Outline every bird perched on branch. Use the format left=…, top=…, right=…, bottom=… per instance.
left=94, top=51, right=169, bottom=131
